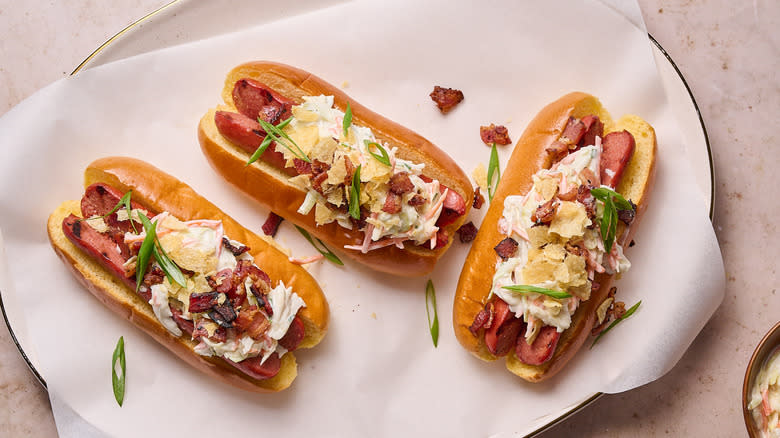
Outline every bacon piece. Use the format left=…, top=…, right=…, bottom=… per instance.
left=531, top=199, right=558, bottom=224
left=222, top=236, right=250, bottom=256
left=579, top=115, right=603, bottom=148
left=389, top=172, right=415, bottom=195
left=343, top=157, right=355, bottom=187
left=456, top=221, right=478, bottom=243
left=293, top=158, right=313, bottom=175
left=170, top=307, right=194, bottom=336
left=564, top=241, right=584, bottom=257
left=516, top=325, right=560, bottom=365
left=208, top=269, right=234, bottom=295
left=310, top=171, right=329, bottom=195
left=189, top=291, right=220, bottom=314
left=261, top=212, right=284, bottom=237
left=408, top=194, right=426, bottom=207
left=480, top=124, right=512, bottom=146
left=560, top=117, right=586, bottom=146
left=494, top=237, right=518, bottom=260
left=469, top=302, right=494, bottom=336
left=142, top=265, right=165, bottom=289
left=382, top=192, right=402, bottom=214
left=429, top=85, right=464, bottom=114
left=209, top=302, right=237, bottom=328
left=577, top=185, right=596, bottom=220
left=234, top=306, right=271, bottom=340
left=601, top=130, right=636, bottom=188
left=557, top=186, right=578, bottom=201
left=546, top=141, right=569, bottom=162
left=472, top=187, right=485, bottom=209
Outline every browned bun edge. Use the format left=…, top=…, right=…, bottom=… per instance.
left=198, top=61, right=473, bottom=276
left=453, top=93, right=657, bottom=382
left=47, top=156, right=330, bottom=392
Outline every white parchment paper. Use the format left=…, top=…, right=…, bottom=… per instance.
left=0, top=0, right=725, bottom=436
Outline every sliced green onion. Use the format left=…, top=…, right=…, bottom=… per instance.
left=153, top=243, right=187, bottom=288
left=487, top=143, right=501, bottom=201
left=257, top=117, right=311, bottom=163
left=591, top=187, right=633, bottom=254
left=502, top=285, right=572, bottom=299
left=425, top=279, right=439, bottom=347
left=364, top=140, right=390, bottom=166
left=136, top=213, right=186, bottom=289
left=343, top=102, right=352, bottom=138
left=136, top=213, right=157, bottom=292
left=112, top=336, right=126, bottom=406
left=348, top=165, right=362, bottom=220
left=590, top=300, right=641, bottom=348
left=294, top=225, right=344, bottom=266
left=246, top=117, right=293, bottom=166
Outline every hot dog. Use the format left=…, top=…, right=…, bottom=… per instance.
left=198, top=61, right=473, bottom=276
left=453, top=93, right=656, bottom=382
left=47, top=157, right=329, bottom=392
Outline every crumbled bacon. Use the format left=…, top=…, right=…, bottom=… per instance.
left=189, top=291, right=220, bottom=314
left=545, top=141, right=569, bottom=162
left=494, top=237, right=518, bottom=260
left=312, top=159, right=331, bottom=175
left=577, top=185, right=596, bottom=219
left=293, top=158, right=312, bottom=175
left=531, top=199, right=558, bottom=224
left=473, top=187, right=485, bottom=209
left=469, top=302, right=495, bottom=336
left=480, top=124, right=512, bottom=146
left=579, top=115, right=603, bottom=148
left=142, top=265, right=165, bottom=288
left=564, top=241, right=584, bottom=257
left=382, top=192, right=402, bottom=214
left=193, top=319, right=227, bottom=343
left=389, top=172, right=415, bottom=195
left=557, top=186, right=578, bottom=201
left=234, top=305, right=271, bottom=340
left=560, top=117, right=586, bottom=146
left=222, top=236, right=250, bottom=256
left=408, top=194, right=426, bottom=207
left=429, top=86, right=464, bottom=114
left=261, top=212, right=284, bottom=237
left=456, top=221, right=478, bottom=243
left=209, top=302, right=237, bottom=328
left=344, top=157, right=355, bottom=187
left=310, top=171, right=330, bottom=195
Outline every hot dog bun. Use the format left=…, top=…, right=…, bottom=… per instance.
left=453, top=92, right=656, bottom=382
left=198, top=61, right=473, bottom=276
left=47, top=157, right=329, bottom=392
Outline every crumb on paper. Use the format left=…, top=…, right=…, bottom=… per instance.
left=341, top=81, right=349, bottom=88
left=370, top=312, right=377, bottom=319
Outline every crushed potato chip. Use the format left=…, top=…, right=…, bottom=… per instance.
left=549, top=201, right=590, bottom=238
left=287, top=125, right=320, bottom=155
left=472, top=163, right=488, bottom=190
left=291, top=107, right=319, bottom=123
left=522, top=258, right=557, bottom=284
left=310, top=137, right=338, bottom=162
left=596, top=297, right=614, bottom=324
left=315, top=202, right=337, bottom=225
left=159, top=233, right=218, bottom=274
left=84, top=216, right=109, bottom=233
left=535, top=176, right=559, bottom=202
left=542, top=243, right=566, bottom=262
left=161, top=215, right=187, bottom=231
left=327, top=155, right=349, bottom=185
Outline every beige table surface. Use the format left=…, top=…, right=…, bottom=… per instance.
left=1, top=1, right=777, bottom=436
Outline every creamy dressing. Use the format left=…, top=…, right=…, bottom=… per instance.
left=750, top=347, right=780, bottom=437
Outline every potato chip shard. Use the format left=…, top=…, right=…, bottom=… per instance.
left=549, top=201, right=590, bottom=238
left=315, top=202, right=337, bottom=225
left=522, top=258, right=557, bottom=284
left=327, top=155, right=349, bottom=185
left=286, top=124, right=320, bottom=156
left=596, top=297, right=614, bottom=324
left=535, top=175, right=559, bottom=202
left=310, top=137, right=338, bottom=163
left=472, top=163, right=488, bottom=191
left=159, top=233, right=218, bottom=274
left=542, top=243, right=566, bottom=262
left=291, top=106, right=319, bottom=123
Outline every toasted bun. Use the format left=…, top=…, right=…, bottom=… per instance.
left=198, top=61, right=473, bottom=276
left=452, top=93, right=657, bottom=382
left=47, top=157, right=329, bottom=392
